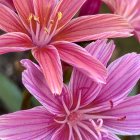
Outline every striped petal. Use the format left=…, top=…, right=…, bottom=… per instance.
left=93, top=53, right=140, bottom=111
left=0, top=0, right=15, bottom=10
left=85, top=40, right=115, bottom=66
left=78, top=121, right=120, bottom=140
left=51, top=124, right=71, bottom=140
left=53, top=0, right=86, bottom=29
left=79, top=0, right=102, bottom=16
left=0, top=106, right=60, bottom=140
left=32, top=45, right=63, bottom=95
left=102, top=95, right=140, bottom=135
left=21, top=59, right=64, bottom=115
left=0, top=32, right=33, bottom=54
left=53, top=14, right=133, bottom=42
left=102, top=0, right=140, bottom=42
left=0, top=4, right=25, bottom=32
left=55, top=41, right=107, bottom=84
left=33, top=0, right=57, bottom=26
left=103, top=133, right=120, bottom=140
left=69, top=40, right=115, bottom=107
left=13, top=0, right=34, bottom=29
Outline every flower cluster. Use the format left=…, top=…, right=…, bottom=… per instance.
left=0, top=0, right=140, bottom=140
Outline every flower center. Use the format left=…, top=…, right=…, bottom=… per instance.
left=27, top=12, right=62, bottom=47
left=67, top=111, right=82, bottom=126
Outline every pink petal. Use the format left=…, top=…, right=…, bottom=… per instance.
left=85, top=39, right=115, bottom=66
left=0, top=106, right=60, bottom=140
left=53, top=14, right=133, bottom=42
left=69, top=40, right=115, bottom=107
left=55, top=41, right=107, bottom=84
left=103, top=133, right=120, bottom=140
left=33, top=0, right=57, bottom=26
left=79, top=0, right=102, bottom=16
left=0, top=4, right=25, bottom=32
left=53, top=0, right=87, bottom=29
left=93, top=53, right=140, bottom=111
left=21, top=59, right=64, bottom=115
left=51, top=124, right=71, bottom=140
left=102, top=0, right=140, bottom=42
left=32, top=45, right=63, bottom=95
left=102, top=95, right=140, bottom=135
left=78, top=122, right=98, bottom=140
left=78, top=121, right=120, bottom=140
left=13, top=0, right=34, bottom=29
left=0, top=32, right=34, bottom=54
left=0, top=0, right=15, bottom=10
left=61, top=84, right=73, bottom=109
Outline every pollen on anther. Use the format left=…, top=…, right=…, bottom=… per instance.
left=58, top=12, right=62, bottom=20
left=34, top=15, right=40, bottom=23
left=28, top=13, right=33, bottom=22
left=117, top=116, right=126, bottom=121
left=44, top=27, right=49, bottom=33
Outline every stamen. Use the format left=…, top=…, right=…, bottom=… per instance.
left=28, top=13, right=36, bottom=41
left=62, top=97, right=70, bottom=115
left=83, top=114, right=119, bottom=120
left=109, top=100, right=114, bottom=109
left=33, top=15, right=40, bottom=23
left=73, top=91, right=82, bottom=111
left=90, top=119, right=108, bottom=140
left=44, top=27, right=49, bottom=33
left=78, top=106, right=106, bottom=114
left=117, top=116, right=126, bottom=121
left=78, top=122, right=98, bottom=139
left=28, top=13, right=33, bottom=22
left=90, top=119, right=103, bottom=132
left=67, top=124, right=73, bottom=140
left=73, top=125, right=83, bottom=140
left=54, top=117, right=67, bottom=124
left=42, top=19, right=54, bottom=43
left=50, top=20, right=54, bottom=24
left=97, top=119, right=103, bottom=128
left=58, top=12, right=62, bottom=20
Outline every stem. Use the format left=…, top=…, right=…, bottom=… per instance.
left=21, top=89, right=32, bottom=110
left=123, top=136, right=130, bottom=140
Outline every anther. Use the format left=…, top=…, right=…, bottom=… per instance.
left=33, top=15, right=40, bottom=23
left=109, top=100, right=114, bottom=109
left=58, top=12, right=62, bottom=20
left=50, top=20, right=54, bottom=24
left=117, top=116, right=126, bottom=121
left=28, top=13, right=33, bottom=22
left=44, top=27, right=49, bottom=33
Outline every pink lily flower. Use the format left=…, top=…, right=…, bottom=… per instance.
left=79, top=0, right=102, bottom=16
left=102, top=0, right=140, bottom=41
left=0, top=0, right=133, bottom=94
left=0, top=40, right=140, bottom=139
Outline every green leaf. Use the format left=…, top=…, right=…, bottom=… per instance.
left=0, top=73, right=22, bottom=112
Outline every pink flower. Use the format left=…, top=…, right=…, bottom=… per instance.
left=0, top=40, right=140, bottom=139
left=0, top=0, right=134, bottom=94
left=79, top=0, right=102, bottom=16
left=102, top=0, right=140, bottom=41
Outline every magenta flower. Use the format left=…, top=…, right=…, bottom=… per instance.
left=102, top=0, right=140, bottom=41
left=0, top=0, right=134, bottom=94
left=0, top=40, right=140, bottom=139
left=79, top=0, right=102, bottom=16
